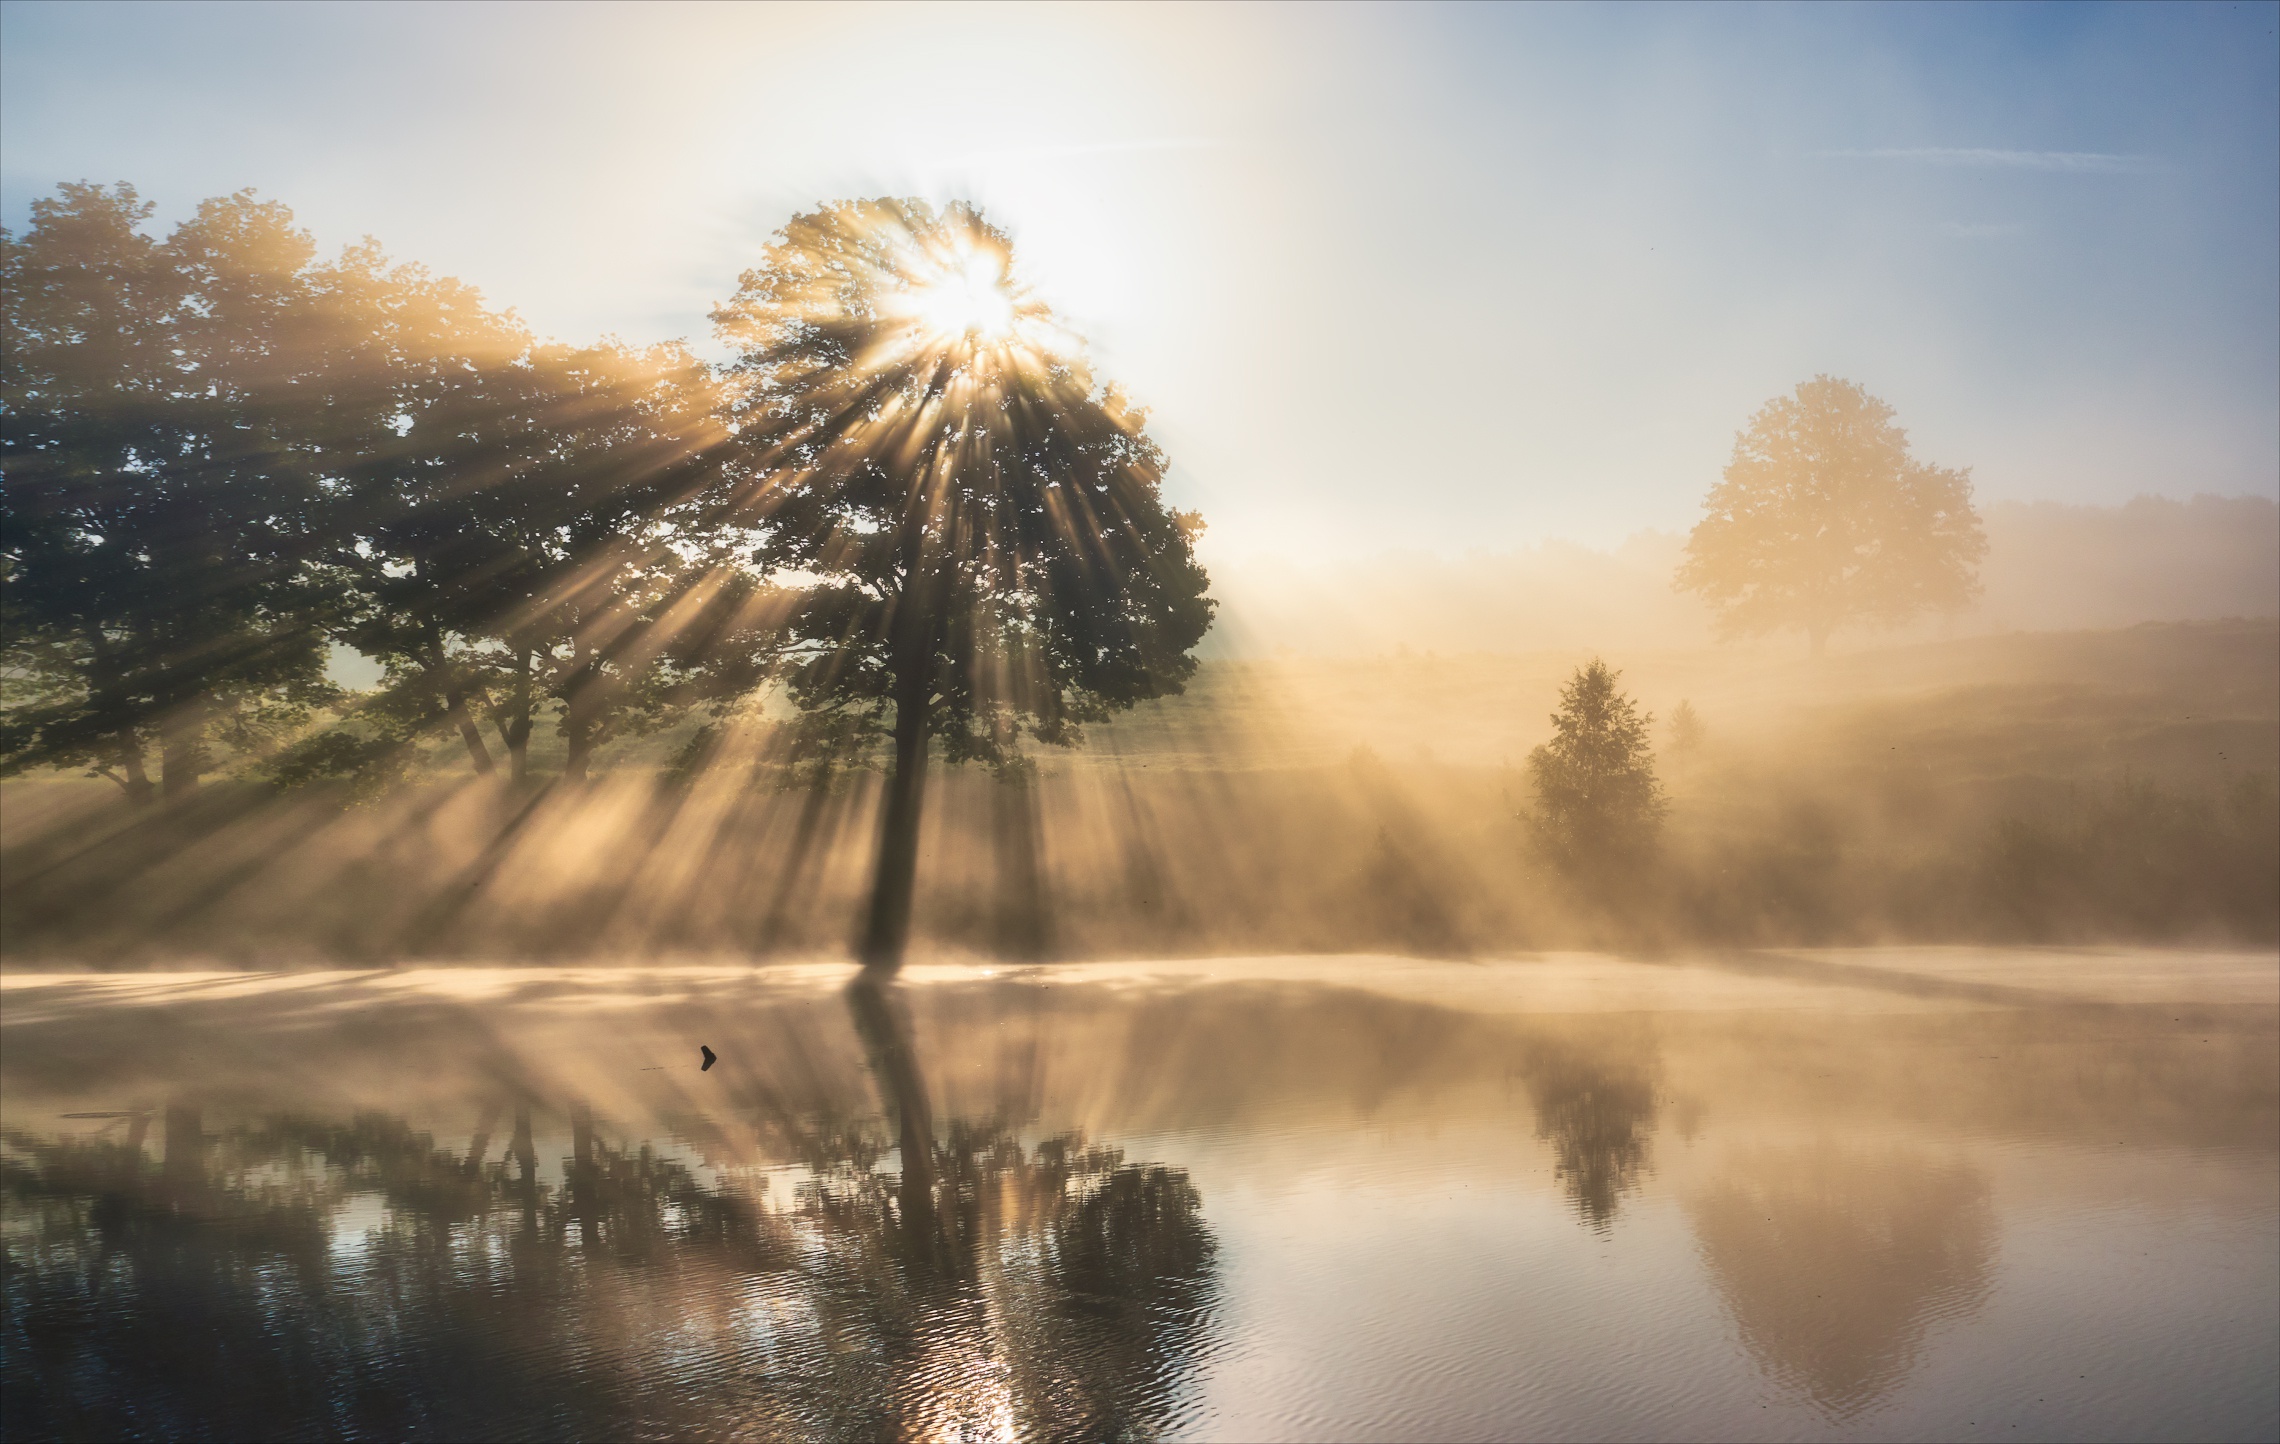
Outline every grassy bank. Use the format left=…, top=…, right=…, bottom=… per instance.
left=3, top=621, right=2273, bottom=964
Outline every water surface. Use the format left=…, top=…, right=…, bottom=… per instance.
left=3, top=950, right=2274, bottom=1442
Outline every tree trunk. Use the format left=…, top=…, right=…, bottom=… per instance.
left=448, top=688, right=495, bottom=774
left=87, top=636, right=153, bottom=805
left=497, top=646, right=533, bottom=782
left=159, top=696, right=208, bottom=800
left=425, top=635, right=494, bottom=774
left=115, top=731, right=155, bottom=808
left=860, top=485, right=946, bottom=974
left=858, top=667, right=931, bottom=972
left=562, top=646, right=599, bottom=784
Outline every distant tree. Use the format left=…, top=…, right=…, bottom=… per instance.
left=711, top=199, right=1214, bottom=971
left=1526, top=658, right=1665, bottom=873
left=1667, top=698, right=1705, bottom=757
left=1, top=184, right=341, bottom=801
left=1677, top=376, right=1985, bottom=656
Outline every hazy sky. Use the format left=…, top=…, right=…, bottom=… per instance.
left=4, top=1, right=2274, bottom=558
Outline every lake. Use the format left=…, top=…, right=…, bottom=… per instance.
left=3, top=950, right=2274, bottom=1442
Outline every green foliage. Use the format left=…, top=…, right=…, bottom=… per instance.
left=710, top=199, right=1215, bottom=769
left=3, top=181, right=777, bottom=799
left=1526, top=658, right=1666, bottom=874
left=2, top=184, right=342, bottom=796
left=1678, top=376, right=1986, bottom=654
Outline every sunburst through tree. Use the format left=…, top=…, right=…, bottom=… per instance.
left=709, top=199, right=1215, bottom=972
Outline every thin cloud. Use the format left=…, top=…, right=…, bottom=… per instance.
left=1815, top=147, right=2160, bottom=174
left=948, top=137, right=1221, bottom=169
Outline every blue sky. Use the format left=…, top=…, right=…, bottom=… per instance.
left=3, top=1, right=2274, bottom=558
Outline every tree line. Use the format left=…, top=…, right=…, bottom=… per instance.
left=1, top=183, right=747, bottom=799
left=4, top=184, right=1218, bottom=973
left=1, top=186, right=1212, bottom=842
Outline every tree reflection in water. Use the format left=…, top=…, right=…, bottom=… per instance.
left=1688, top=1144, right=1995, bottom=1419
left=0, top=979, right=1219, bottom=1442
left=1518, top=1035, right=1660, bottom=1229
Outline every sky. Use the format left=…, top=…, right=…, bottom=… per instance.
left=3, top=0, right=2275, bottom=561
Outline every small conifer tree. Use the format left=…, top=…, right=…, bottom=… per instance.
left=1526, top=659, right=1666, bottom=873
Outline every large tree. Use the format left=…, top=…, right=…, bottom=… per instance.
left=317, top=272, right=740, bottom=784
left=710, top=199, right=1214, bottom=971
left=1, top=184, right=342, bottom=800
left=1677, top=376, right=1985, bottom=656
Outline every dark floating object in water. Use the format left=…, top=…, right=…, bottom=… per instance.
left=700, top=1045, right=718, bottom=1072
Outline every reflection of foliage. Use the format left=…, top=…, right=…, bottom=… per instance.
left=1520, top=1041, right=1659, bottom=1228
left=1689, top=1145, right=1994, bottom=1418
left=1, top=1103, right=1216, bottom=1442
left=789, top=1117, right=1219, bottom=1441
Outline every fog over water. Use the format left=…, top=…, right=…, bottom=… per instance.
left=3, top=954, right=2273, bottom=1441
left=2, top=6, right=2275, bottom=1440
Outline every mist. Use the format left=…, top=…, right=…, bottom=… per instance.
left=1205, top=493, right=2280, bottom=658
left=4, top=7, right=2275, bottom=1440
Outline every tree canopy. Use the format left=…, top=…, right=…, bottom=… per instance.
left=1526, top=658, right=1665, bottom=876
left=1677, top=376, right=1985, bottom=655
left=4, top=185, right=1216, bottom=965
left=709, top=199, right=1215, bottom=968
left=2, top=184, right=343, bottom=798
left=3, top=183, right=756, bottom=798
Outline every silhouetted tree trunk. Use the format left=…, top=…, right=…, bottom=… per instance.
left=494, top=644, right=534, bottom=781
left=447, top=688, right=494, bottom=773
left=860, top=662, right=931, bottom=970
left=423, top=631, right=494, bottom=774
left=562, top=644, right=600, bottom=783
left=112, top=732, right=155, bottom=807
left=859, top=545, right=939, bottom=971
left=85, top=633, right=156, bottom=806
left=160, top=697, right=207, bottom=799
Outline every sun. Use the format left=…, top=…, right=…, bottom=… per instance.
left=909, top=252, right=1017, bottom=341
